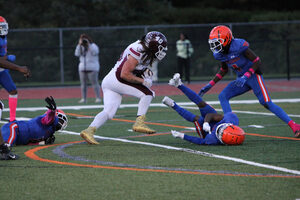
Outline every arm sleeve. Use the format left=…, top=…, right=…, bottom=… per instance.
left=89, top=43, right=99, bottom=56
left=41, top=110, right=56, bottom=125
left=183, top=134, right=207, bottom=145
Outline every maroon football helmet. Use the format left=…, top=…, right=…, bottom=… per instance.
left=144, top=31, right=167, bottom=60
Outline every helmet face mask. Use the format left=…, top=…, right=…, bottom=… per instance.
left=56, top=109, right=68, bottom=130
left=144, top=31, right=167, bottom=60
left=215, top=123, right=245, bottom=145
left=208, top=25, right=233, bottom=54
left=208, top=38, right=224, bottom=53
left=0, top=16, right=8, bottom=36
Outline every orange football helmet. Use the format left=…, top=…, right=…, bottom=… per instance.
left=208, top=25, right=233, bottom=53
left=0, top=16, right=8, bottom=36
left=215, top=123, right=245, bottom=145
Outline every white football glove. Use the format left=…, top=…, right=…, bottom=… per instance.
left=203, top=122, right=211, bottom=133
left=171, top=130, right=184, bottom=139
left=142, top=76, right=153, bottom=88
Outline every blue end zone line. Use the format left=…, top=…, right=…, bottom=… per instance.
left=60, top=130, right=300, bottom=176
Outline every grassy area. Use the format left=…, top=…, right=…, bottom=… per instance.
left=0, top=91, right=300, bottom=200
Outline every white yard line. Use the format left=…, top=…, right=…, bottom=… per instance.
left=61, top=130, right=300, bottom=175
left=2, top=98, right=300, bottom=112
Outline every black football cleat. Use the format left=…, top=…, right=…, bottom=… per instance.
left=0, top=152, right=19, bottom=160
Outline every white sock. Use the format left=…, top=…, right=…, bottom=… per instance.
left=90, top=111, right=109, bottom=129
left=137, top=95, right=153, bottom=116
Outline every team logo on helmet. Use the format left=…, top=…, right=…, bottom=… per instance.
left=0, top=16, right=8, bottom=36
left=215, top=123, right=245, bottom=145
left=208, top=25, right=233, bottom=53
left=145, top=31, right=168, bottom=60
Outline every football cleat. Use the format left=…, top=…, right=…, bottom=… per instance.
left=95, top=98, right=101, bottom=103
left=0, top=152, right=19, bottom=160
left=78, top=99, right=86, bottom=104
left=168, top=73, right=182, bottom=87
left=162, top=96, right=175, bottom=107
left=80, top=127, right=99, bottom=144
left=132, top=115, right=156, bottom=134
left=0, top=143, right=19, bottom=160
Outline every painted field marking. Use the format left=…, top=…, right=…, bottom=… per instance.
left=58, top=130, right=300, bottom=176
left=2, top=98, right=300, bottom=112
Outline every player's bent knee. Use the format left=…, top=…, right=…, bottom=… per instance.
left=218, top=92, right=228, bottom=102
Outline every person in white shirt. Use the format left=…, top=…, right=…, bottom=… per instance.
left=176, top=33, right=194, bottom=84
left=80, top=31, right=168, bottom=144
left=75, top=34, right=101, bottom=103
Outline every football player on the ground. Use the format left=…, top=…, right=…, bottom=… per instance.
left=198, top=25, right=300, bottom=137
left=80, top=31, right=168, bottom=144
left=0, top=16, right=31, bottom=122
left=0, top=97, right=68, bottom=160
left=163, top=73, right=245, bottom=145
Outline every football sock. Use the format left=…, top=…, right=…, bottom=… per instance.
left=173, top=103, right=196, bottom=122
left=9, top=94, right=18, bottom=122
left=137, top=95, right=153, bottom=116
left=178, top=85, right=202, bottom=105
left=90, top=111, right=109, bottom=129
left=266, top=102, right=291, bottom=123
left=288, top=120, right=300, bottom=132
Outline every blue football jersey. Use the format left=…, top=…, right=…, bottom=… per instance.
left=184, top=112, right=239, bottom=145
left=15, top=114, right=59, bottom=145
left=213, top=38, right=253, bottom=77
left=0, top=36, right=7, bottom=56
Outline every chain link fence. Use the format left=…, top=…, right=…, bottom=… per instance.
left=7, top=21, right=300, bottom=85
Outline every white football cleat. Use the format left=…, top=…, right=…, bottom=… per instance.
left=162, top=96, right=175, bottom=107
left=168, top=73, right=182, bottom=87
left=171, top=130, right=184, bottom=139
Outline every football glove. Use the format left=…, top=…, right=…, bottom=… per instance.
left=45, top=135, right=55, bottom=145
left=235, top=75, right=248, bottom=87
left=45, top=96, right=56, bottom=111
left=7, top=54, right=16, bottom=62
left=198, top=83, right=212, bottom=96
left=203, top=122, right=211, bottom=133
left=142, top=76, right=153, bottom=88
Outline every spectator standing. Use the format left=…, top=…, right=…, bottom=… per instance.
left=75, top=34, right=101, bottom=103
left=176, top=33, right=194, bottom=84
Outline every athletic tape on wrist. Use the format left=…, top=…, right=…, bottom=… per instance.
left=253, top=57, right=260, bottom=63
left=216, top=73, right=222, bottom=79
left=209, top=80, right=216, bottom=86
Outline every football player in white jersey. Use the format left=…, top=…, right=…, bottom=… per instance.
left=80, top=31, right=168, bottom=144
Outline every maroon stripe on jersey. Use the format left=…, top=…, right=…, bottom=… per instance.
left=129, top=48, right=140, bottom=57
left=116, top=57, right=153, bottom=96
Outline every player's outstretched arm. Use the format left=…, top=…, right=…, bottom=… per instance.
left=198, top=62, right=228, bottom=96
left=0, top=57, right=31, bottom=78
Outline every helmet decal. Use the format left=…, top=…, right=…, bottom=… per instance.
left=145, top=31, right=168, bottom=60
left=215, top=123, right=245, bottom=145
left=208, top=25, right=233, bottom=53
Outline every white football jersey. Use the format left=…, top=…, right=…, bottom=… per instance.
left=113, top=40, right=153, bottom=72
